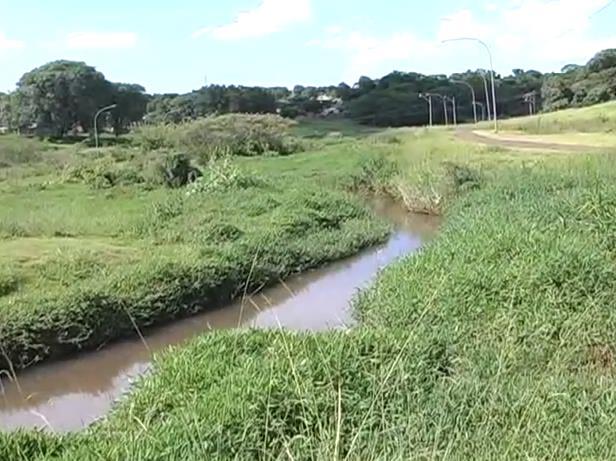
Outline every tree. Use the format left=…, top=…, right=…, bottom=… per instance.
left=16, top=60, right=113, bottom=137
left=0, top=93, right=9, bottom=128
left=111, top=83, right=148, bottom=136
left=587, top=49, right=616, bottom=73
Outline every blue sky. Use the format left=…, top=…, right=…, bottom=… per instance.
left=1, top=0, right=615, bottom=94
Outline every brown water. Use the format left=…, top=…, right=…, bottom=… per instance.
left=0, top=199, right=439, bottom=432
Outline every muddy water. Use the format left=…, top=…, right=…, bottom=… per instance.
left=0, top=199, right=439, bottom=432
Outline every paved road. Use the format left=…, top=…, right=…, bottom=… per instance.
left=456, top=130, right=606, bottom=153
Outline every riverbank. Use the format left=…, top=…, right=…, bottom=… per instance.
left=3, top=126, right=615, bottom=459
left=0, top=131, right=400, bottom=371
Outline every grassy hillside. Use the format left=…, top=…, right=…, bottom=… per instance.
left=2, top=120, right=616, bottom=459
left=491, top=101, right=616, bottom=134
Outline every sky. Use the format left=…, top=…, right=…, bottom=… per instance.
left=1, top=0, right=615, bottom=94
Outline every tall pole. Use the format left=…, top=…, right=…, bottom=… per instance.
left=451, top=79, right=477, bottom=124
left=451, top=96, right=457, bottom=126
left=480, top=72, right=491, bottom=122
left=441, top=96, right=448, bottom=126
left=443, top=37, right=498, bottom=132
left=93, top=104, right=117, bottom=148
left=419, top=93, right=433, bottom=127
left=474, top=102, right=486, bottom=121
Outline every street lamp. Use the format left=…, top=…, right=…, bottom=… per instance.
left=451, top=79, right=477, bottom=124
left=93, top=104, right=117, bottom=148
left=443, top=37, right=498, bottom=132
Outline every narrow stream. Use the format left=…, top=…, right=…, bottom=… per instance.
left=0, top=199, right=439, bottom=432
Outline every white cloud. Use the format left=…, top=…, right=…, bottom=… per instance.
left=438, top=0, right=616, bottom=67
left=193, top=0, right=311, bottom=40
left=309, top=28, right=438, bottom=82
left=310, top=0, right=616, bottom=82
left=0, top=32, right=24, bottom=52
left=65, top=32, right=138, bottom=49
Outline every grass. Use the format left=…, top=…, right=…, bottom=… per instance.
left=488, top=100, right=616, bottom=134
left=0, top=123, right=404, bottom=371
left=473, top=129, right=616, bottom=148
left=2, top=115, right=616, bottom=459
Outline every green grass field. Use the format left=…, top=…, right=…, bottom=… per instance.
left=2, top=113, right=616, bottom=459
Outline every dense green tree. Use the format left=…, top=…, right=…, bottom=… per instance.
left=15, top=60, right=113, bottom=137
left=587, top=49, right=616, bottom=73
left=542, top=49, right=616, bottom=111
left=110, top=83, right=149, bottom=136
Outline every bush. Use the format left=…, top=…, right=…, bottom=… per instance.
left=63, top=158, right=146, bottom=189
left=180, top=114, right=302, bottom=160
left=154, top=152, right=202, bottom=188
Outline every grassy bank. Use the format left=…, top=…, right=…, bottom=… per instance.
left=489, top=100, right=616, bottom=134
left=0, top=120, right=401, bottom=371
left=4, top=120, right=616, bottom=459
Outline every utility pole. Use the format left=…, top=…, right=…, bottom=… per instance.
left=451, top=79, right=477, bottom=124
left=445, top=96, right=457, bottom=126
left=523, top=91, right=537, bottom=116
left=93, top=104, right=117, bottom=148
left=479, top=71, right=491, bottom=121
left=474, top=102, right=486, bottom=121
left=419, top=93, right=433, bottom=127
left=433, top=94, right=448, bottom=126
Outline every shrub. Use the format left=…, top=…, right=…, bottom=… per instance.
left=155, top=152, right=202, bottom=188
left=181, top=114, right=300, bottom=160
left=63, top=158, right=146, bottom=189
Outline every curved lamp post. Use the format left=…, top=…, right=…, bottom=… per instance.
left=443, top=37, right=498, bottom=132
left=451, top=79, right=477, bottom=124
left=93, top=104, right=117, bottom=148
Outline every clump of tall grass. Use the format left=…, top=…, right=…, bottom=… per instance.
left=0, top=135, right=45, bottom=167
left=186, top=157, right=264, bottom=196
left=0, top=268, right=19, bottom=297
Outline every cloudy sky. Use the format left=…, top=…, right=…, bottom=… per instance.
left=1, top=0, right=615, bottom=93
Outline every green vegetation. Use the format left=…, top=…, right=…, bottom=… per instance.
left=492, top=100, right=616, bottom=134
left=3, top=121, right=616, bottom=459
left=3, top=96, right=616, bottom=460
left=3, top=48, right=616, bottom=140
left=0, top=117, right=400, bottom=371
left=135, top=114, right=303, bottom=159
left=543, top=49, right=616, bottom=111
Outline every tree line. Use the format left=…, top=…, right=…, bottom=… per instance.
left=1, top=49, right=614, bottom=137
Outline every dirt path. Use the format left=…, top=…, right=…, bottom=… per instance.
left=457, top=130, right=605, bottom=153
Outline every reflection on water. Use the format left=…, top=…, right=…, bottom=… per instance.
left=0, top=198, right=439, bottom=432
